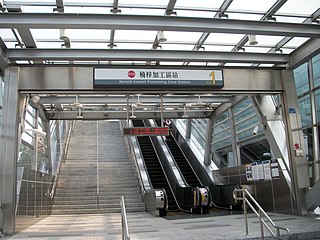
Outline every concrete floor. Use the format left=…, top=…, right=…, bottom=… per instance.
left=4, top=211, right=320, bottom=240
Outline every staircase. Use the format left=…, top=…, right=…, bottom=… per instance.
left=52, top=120, right=144, bottom=215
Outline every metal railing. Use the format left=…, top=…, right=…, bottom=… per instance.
left=233, top=188, right=291, bottom=240
left=120, top=196, right=131, bottom=240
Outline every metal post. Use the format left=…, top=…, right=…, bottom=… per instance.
left=229, top=107, right=241, bottom=166
left=160, top=95, right=164, bottom=127
left=281, top=69, right=309, bottom=216
left=186, top=119, right=192, bottom=139
left=0, top=67, right=21, bottom=235
left=204, top=117, right=213, bottom=165
left=126, top=95, right=129, bottom=127
left=96, top=120, right=100, bottom=213
left=259, top=208, right=264, bottom=239
left=243, top=190, right=248, bottom=236
left=33, top=108, right=39, bottom=171
left=45, top=121, right=52, bottom=173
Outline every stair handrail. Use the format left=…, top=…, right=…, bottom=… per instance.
left=233, top=188, right=291, bottom=240
left=49, top=120, right=75, bottom=199
left=120, top=196, right=131, bottom=240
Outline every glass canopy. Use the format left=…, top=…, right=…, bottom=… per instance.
left=0, top=0, right=319, bottom=67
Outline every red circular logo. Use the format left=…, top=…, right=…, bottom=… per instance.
left=128, top=70, right=136, bottom=78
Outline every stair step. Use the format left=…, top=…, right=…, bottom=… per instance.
left=53, top=120, right=144, bottom=215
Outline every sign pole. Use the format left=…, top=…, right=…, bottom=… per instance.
left=160, top=94, right=163, bottom=127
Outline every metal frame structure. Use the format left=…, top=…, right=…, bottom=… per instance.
left=0, top=0, right=319, bottom=235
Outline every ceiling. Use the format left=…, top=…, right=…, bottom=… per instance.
left=1, top=0, right=319, bottom=120
left=0, top=0, right=319, bottom=68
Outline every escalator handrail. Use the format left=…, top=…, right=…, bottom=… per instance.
left=129, top=135, right=153, bottom=191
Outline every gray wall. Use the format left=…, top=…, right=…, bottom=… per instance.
left=215, top=165, right=294, bottom=214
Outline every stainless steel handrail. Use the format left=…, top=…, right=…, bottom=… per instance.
left=120, top=196, right=131, bottom=240
left=233, top=188, right=291, bottom=240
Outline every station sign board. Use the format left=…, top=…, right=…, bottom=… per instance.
left=123, top=127, right=169, bottom=136
left=94, top=68, right=224, bottom=90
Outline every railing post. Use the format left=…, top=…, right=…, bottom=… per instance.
left=259, top=208, right=264, bottom=239
left=120, top=196, right=130, bottom=240
left=243, top=190, right=248, bottom=236
left=233, top=188, right=291, bottom=240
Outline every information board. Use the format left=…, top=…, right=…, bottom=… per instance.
left=245, top=160, right=279, bottom=182
left=94, top=68, right=224, bottom=89
left=123, top=127, right=169, bottom=136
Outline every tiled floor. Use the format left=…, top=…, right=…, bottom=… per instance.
left=5, top=211, right=320, bottom=240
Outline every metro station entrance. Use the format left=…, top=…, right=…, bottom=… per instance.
left=0, top=65, right=312, bottom=235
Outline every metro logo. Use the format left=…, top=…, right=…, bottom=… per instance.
left=127, top=70, right=136, bottom=78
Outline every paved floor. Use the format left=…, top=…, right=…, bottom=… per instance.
left=4, top=211, right=320, bottom=240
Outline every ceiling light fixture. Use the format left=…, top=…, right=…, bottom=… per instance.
left=248, top=34, right=258, bottom=45
left=158, top=31, right=167, bottom=43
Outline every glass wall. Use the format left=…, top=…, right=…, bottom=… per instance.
left=50, top=120, right=70, bottom=174
left=190, top=119, right=207, bottom=149
left=16, top=99, right=70, bottom=232
left=293, top=52, right=320, bottom=184
left=211, top=97, right=270, bottom=167
left=212, top=111, right=231, bottom=167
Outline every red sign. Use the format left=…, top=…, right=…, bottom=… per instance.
left=123, top=127, right=169, bottom=136
left=127, top=70, right=136, bottom=78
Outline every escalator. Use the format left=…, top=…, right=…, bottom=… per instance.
left=166, top=135, right=201, bottom=187
left=132, top=120, right=178, bottom=211
left=155, top=120, right=201, bottom=187
left=170, top=120, right=241, bottom=208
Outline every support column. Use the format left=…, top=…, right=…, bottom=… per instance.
left=229, top=107, right=241, bottom=166
left=0, top=67, right=21, bottom=235
left=33, top=109, right=39, bottom=171
left=281, top=69, right=309, bottom=216
left=185, top=119, right=191, bottom=139
left=204, top=117, right=213, bottom=165
left=308, top=60, right=320, bottom=183
left=45, top=121, right=52, bottom=173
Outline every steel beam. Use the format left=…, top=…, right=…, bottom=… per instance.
left=152, top=0, right=177, bottom=50
left=256, top=7, right=320, bottom=60
left=288, top=38, right=320, bottom=69
left=55, top=0, right=64, bottom=12
left=165, top=0, right=177, bottom=15
left=230, top=0, right=287, bottom=52
left=261, top=0, right=288, bottom=21
left=7, top=48, right=290, bottom=63
left=39, top=95, right=231, bottom=105
left=109, top=0, right=120, bottom=48
left=0, top=40, right=8, bottom=73
left=45, top=109, right=212, bottom=120
left=0, top=13, right=319, bottom=37
left=16, top=28, right=36, bottom=48
left=192, top=0, right=233, bottom=51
